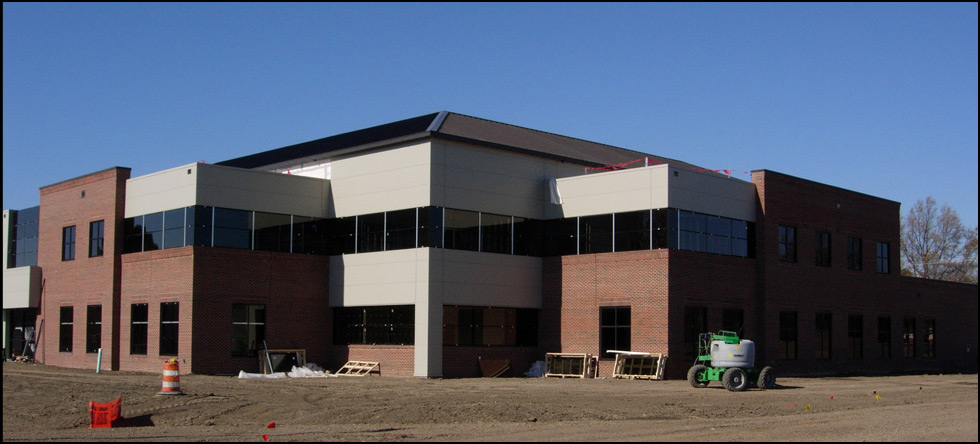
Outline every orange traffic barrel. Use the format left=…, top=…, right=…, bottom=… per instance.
left=158, top=359, right=184, bottom=395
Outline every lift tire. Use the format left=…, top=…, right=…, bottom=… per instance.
left=688, top=365, right=709, bottom=388
left=722, top=367, right=748, bottom=392
left=757, top=366, right=776, bottom=389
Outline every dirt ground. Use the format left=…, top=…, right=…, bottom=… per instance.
left=2, top=362, right=976, bottom=442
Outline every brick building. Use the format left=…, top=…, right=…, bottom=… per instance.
left=3, top=112, right=977, bottom=378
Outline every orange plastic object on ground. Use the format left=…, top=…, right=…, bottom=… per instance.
left=89, top=397, right=121, bottom=428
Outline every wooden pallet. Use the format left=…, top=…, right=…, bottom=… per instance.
left=479, top=358, right=511, bottom=378
left=544, top=353, right=598, bottom=379
left=335, top=361, right=381, bottom=376
left=610, top=352, right=667, bottom=380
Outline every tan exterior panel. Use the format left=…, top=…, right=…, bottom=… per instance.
left=329, top=142, right=432, bottom=217
left=556, top=165, right=757, bottom=221
left=126, top=163, right=330, bottom=218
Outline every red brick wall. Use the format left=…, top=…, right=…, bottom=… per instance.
left=119, top=247, right=195, bottom=374
left=667, top=250, right=759, bottom=378
left=548, top=250, right=671, bottom=378
left=442, top=347, right=540, bottom=378
left=35, top=167, right=129, bottom=371
left=119, top=247, right=330, bottom=375
left=327, top=345, right=415, bottom=376
left=753, top=170, right=977, bottom=375
left=191, top=248, right=331, bottom=375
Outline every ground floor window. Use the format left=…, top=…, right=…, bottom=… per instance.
left=903, top=318, right=916, bottom=358
left=86, top=305, right=102, bottom=353
left=160, top=302, right=179, bottom=356
left=816, top=313, right=832, bottom=359
left=130, top=304, right=148, bottom=355
left=232, top=304, right=266, bottom=357
left=877, top=316, right=891, bottom=358
left=683, top=306, right=707, bottom=362
left=443, top=306, right=537, bottom=347
left=779, top=312, right=797, bottom=360
left=848, top=315, right=863, bottom=359
left=599, top=307, right=630, bottom=359
left=59, top=306, right=73, bottom=353
left=923, top=319, right=935, bottom=358
left=334, top=306, right=414, bottom=345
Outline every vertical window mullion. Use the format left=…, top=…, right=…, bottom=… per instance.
left=510, top=216, right=515, bottom=255
left=611, top=214, right=616, bottom=253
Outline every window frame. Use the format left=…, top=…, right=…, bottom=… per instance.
left=779, top=311, right=798, bottom=360
left=231, top=304, right=267, bottom=357
left=778, top=225, right=797, bottom=263
left=86, top=305, right=102, bottom=354
left=59, top=306, right=74, bottom=353
left=130, top=303, right=148, bottom=355
left=62, top=225, right=76, bottom=261
left=89, top=220, right=105, bottom=257
left=159, top=302, right=179, bottom=356
left=847, top=236, right=863, bottom=271
left=815, top=231, right=831, bottom=267
left=876, top=241, right=890, bottom=274
left=599, top=306, right=631, bottom=359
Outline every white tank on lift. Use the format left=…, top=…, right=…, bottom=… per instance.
left=710, top=339, right=755, bottom=368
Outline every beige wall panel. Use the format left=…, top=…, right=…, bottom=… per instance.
left=431, top=249, right=542, bottom=308
left=329, top=142, right=431, bottom=217
left=555, top=166, right=670, bottom=217
left=667, top=167, right=757, bottom=221
left=328, top=249, right=428, bottom=307
left=332, top=184, right=431, bottom=217
left=126, top=163, right=330, bottom=218
left=2, top=267, right=42, bottom=309
left=431, top=140, right=582, bottom=219
left=196, top=164, right=330, bottom=218
left=125, top=164, right=198, bottom=217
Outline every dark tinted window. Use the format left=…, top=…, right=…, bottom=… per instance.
left=130, top=304, right=148, bottom=355
left=357, top=212, right=385, bottom=253
left=481, top=213, right=511, bottom=254
left=163, top=208, right=186, bottom=249
left=580, top=214, right=613, bottom=254
left=89, top=220, right=105, bottom=257
left=143, top=212, right=163, bottom=251
left=615, top=210, right=650, bottom=252
left=444, top=209, right=479, bottom=251
left=386, top=208, right=418, bottom=251
left=213, top=208, right=252, bottom=249
left=254, top=212, right=291, bottom=252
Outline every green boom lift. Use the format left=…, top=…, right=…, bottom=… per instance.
left=687, top=330, right=776, bottom=392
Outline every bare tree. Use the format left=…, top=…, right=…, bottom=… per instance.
left=901, top=197, right=978, bottom=284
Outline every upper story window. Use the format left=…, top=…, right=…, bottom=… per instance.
left=876, top=242, right=890, bottom=274
left=62, top=226, right=76, bottom=261
left=847, top=236, right=863, bottom=271
left=89, top=220, right=105, bottom=257
left=9, top=206, right=39, bottom=268
left=673, top=209, right=751, bottom=258
left=815, top=231, right=831, bottom=267
left=778, top=225, right=797, bottom=262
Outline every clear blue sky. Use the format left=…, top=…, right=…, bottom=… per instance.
left=4, top=3, right=977, bottom=228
